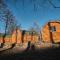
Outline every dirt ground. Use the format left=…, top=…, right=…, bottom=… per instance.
left=0, top=46, right=60, bottom=60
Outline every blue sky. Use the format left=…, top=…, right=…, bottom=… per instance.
left=0, top=0, right=60, bottom=32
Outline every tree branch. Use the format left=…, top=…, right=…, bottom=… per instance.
left=48, top=0, right=60, bottom=8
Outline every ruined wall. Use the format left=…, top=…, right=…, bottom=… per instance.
left=41, top=23, right=51, bottom=42
left=24, top=34, right=31, bottom=43
left=50, top=22, right=60, bottom=43
left=0, top=37, right=3, bottom=43
left=5, top=36, right=11, bottom=43
left=23, top=32, right=38, bottom=43
left=0, top=21, right=60, bottom=44
left=0, top=29, right=38, bottom=44
left=11, top=29, right=22, bottom=44
left=41, top=21, right=60, bottom=43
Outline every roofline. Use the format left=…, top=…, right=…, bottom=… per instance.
left=41, top=20, right=60, bottom=30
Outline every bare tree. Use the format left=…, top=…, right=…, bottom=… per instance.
left=33, top=21, right=40, bottom=34
left=0, top=0, right=16, bottom=47
left=29, top=26, right=36, bottom=41
left=48, top=0, right=60, bottom=8
left=29, top=27, right=34, bottom=40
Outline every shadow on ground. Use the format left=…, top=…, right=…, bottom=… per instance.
left=0, top=46, right=60, bottom=60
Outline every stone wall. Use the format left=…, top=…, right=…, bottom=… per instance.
left=0, top=28, right=38, bottom=45
left=41, top=21, right=60, bottom=43
left=0, top=20, right=60, bottom=45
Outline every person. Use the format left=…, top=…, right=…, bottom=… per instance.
left=25, top=41, right=31, bottom=51
left=11, top=43, right=15, bottom=49
left=31, top=43, right=35, bottom=51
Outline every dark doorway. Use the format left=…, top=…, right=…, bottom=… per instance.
left=22, top=30, right=26, bottom=43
